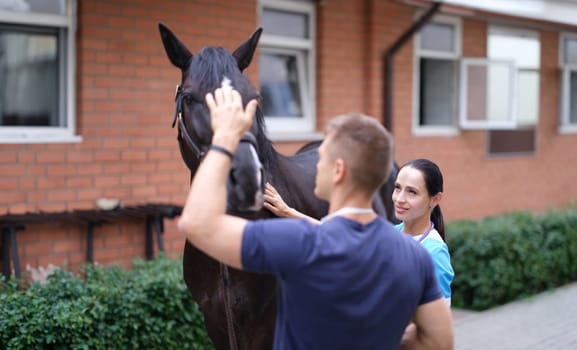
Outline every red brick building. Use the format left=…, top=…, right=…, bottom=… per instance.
left=1, top=0, right=577, bottom=276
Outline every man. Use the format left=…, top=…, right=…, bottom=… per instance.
left=177, top=86, right=453, bottom=349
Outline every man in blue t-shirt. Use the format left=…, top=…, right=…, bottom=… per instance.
left=178, top=86, right=453, bottom=349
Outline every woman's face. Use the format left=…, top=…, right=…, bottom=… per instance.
left=392, top=166, right=432, bottom=223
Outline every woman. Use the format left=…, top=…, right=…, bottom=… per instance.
left=392, top=159, right=453, bottom=304
left=264, top=158, right=454, bottom=304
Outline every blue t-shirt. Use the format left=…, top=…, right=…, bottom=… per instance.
left=242, top=216, right=442, bottom=350
left=396, top=223, right=454, bottom=303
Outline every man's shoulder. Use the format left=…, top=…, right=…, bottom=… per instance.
left=243, top=218, right=319, bottom=247
left=245, top=217, right=316, bottom=234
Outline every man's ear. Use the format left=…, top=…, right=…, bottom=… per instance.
left=333, top=158, right=346, bottom=185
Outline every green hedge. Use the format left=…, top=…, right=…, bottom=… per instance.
left=448, top=206, right=577, bottom=311
left=5, top=207, right=577, bottom=345
left=0, top=256, right=213, bottom=350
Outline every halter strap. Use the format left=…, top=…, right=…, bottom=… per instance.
left=174, top=85, right=206, bottom=160
left=173, top=84, right=259, bottom=167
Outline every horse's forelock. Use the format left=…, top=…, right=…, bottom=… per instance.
left=190, top=47, right=240, bottom=93
left=186, top=45, right=276, bottom=168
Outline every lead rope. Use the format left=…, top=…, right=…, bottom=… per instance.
left=220, top=263, right=238, bottom=350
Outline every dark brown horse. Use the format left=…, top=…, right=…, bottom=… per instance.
left=159, top=23, right=398, bottom=350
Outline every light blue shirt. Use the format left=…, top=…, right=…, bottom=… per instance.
left=395, top=223, right=454, bottom=305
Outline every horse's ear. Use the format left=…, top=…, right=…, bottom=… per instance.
left=232, top=28, right=263, bottom=72
left=158, top=22, right=193, bottom=70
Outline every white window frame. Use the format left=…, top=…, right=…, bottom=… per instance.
left=259, top=46, right=308, bottom=117
left=459, top=58, right=518, bottom=130
left=259, top=0, right=320, bottom=141
left=0, top=0, right=79, bottom=144
left=412, top=14, right=462, bottom=137
left=559, top=32, right=577, bottom=134
left=459, top=25, right=541, bottom=130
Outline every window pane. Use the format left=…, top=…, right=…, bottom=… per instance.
left=517, top=70, right=539, bottom=124
left=262, top=9, right=309, bottom=38
left=0, top=28, right=60, bottom=126
left=569, top=71, right=577, bottom=124
left=462, top=61, right=515, bottom=124
left=0, top=0, right=66, bottom=14
left=464, top=64, right=487, bottom=122
left=260, top=52, right=303, bottom=118
left=564, top=37, right=577, bottom=65
left=488, top=31, right=540, bottom=69
left=419, top=58, right=456, bottom=126
left=420, top=22, right=454, bottom=53
left=487, top=63, right=513, bottom=122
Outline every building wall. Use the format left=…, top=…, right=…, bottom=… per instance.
left=385, top=5, right=577, bottom=221
left=1, top=0, right=260, bottom=273
left=1, top=0, right=577, bottom=274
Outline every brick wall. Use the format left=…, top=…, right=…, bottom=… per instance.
left=0, top=0, right=260, bottom=274
left=2, top=0, right=577, bottom=275
left=316, top=0, right=577, bottom=220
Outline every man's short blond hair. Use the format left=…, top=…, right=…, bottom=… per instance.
left=325, top=113, right=394, bottom=194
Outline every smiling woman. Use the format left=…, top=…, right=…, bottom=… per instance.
left=392, top=158, right=454, bottom=304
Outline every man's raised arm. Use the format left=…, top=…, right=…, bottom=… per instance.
left=177, top=87, right=258, bottom=269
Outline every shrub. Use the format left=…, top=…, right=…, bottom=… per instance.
left=448, top=207, right=577, bottom=311
left=0, top=256, right=214, bottom=350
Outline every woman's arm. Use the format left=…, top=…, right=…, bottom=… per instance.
left=264, top=182, right=320, bottom=224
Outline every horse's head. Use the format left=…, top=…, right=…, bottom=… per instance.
left=159, top=23, right=265, bottom=212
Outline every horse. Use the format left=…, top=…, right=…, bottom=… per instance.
left=158, top=23, right=398, bottom=350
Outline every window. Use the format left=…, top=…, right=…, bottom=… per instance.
left=460, top=27, right=540, bottom=131
left=460, top=58, right=518, bottom=129
left=560, top=33, right=577, bottom=133
left=485, top=26, right=540, bottom=156
left=488, top=27, right=540, bottom=127
left=259, top=0, right=317, bottom=139
left=413, top=16, right=461, bottom=135
left=0, top=0, right=78, bottom=144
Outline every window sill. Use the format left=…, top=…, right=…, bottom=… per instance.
left=559, top=125, right=577, bottom=134
left=412, top=126, right=459, bottom=137
left=268, top=131, right=324, bottom=142
left=0, top=134, right=83, bottom=144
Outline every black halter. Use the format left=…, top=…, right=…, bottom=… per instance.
left=173, top=85, right=206, bottom=163
left=172, top=84, right=259, bottom=171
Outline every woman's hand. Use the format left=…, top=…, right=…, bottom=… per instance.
left=264, top=182, right=320, bottom=224
left=264, top=182, right=293, bottom=218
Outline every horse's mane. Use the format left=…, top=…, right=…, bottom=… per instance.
left=190, top=46, right=278, bottom=170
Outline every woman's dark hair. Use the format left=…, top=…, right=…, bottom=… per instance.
left=400, top=158, right=445, bottom=241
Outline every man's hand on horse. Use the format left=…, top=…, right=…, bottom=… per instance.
left=206, top=87, right=258, bottom=144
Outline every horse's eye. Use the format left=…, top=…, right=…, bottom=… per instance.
left=183, top=94, right=197, bottom=105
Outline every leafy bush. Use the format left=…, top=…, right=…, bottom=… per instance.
left=0, top=256, right=214, bottom=350
left=448, top=206, right=577, bottom=311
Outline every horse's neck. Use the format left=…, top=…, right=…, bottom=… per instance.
left=268, top=149, right=328, bottom=220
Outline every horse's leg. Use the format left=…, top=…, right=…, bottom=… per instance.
left=183, top=242, right=277, bottom=350
left=238, top=274, right=277, bottom=349
left=183, top=242, right=230, bottom=349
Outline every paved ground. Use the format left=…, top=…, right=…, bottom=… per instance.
left=452, top=282, right=577, bottom=349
